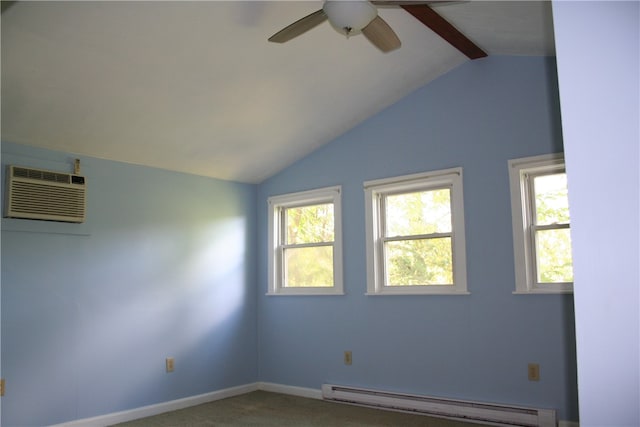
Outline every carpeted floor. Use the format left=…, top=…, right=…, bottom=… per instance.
left=112, top=390, right=489, bottom=426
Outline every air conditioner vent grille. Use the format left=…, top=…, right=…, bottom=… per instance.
left=13, top=166, right=71, bottom=184
left=5, top=165, right=86, bottom=223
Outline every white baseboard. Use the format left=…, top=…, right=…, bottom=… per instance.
left=50, top=381, right=575, bottom=427
left=257, top=382, right=322, bottom=400
left=51, top=383, right=260, bottom=427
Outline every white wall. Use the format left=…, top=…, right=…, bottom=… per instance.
left=553, top=2, right=639, bottom=426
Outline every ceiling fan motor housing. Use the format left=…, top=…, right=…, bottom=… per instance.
left=323, top=0, right=378, bottom=36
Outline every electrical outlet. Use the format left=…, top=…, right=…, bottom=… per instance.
left=344, top=351, right=352, bottom=366
left=528, top=363, right=540, bottom=381
left=166, top=357, right=175, bottom=373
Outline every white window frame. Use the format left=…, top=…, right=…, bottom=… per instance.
left=364, top=168, right=468, bottom=295
left=267, top=186, right=344, bottom=296
left=509, top=153, right=573, bottom=294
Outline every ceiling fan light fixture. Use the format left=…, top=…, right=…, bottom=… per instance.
left=323, top=0, right=377, bottom=37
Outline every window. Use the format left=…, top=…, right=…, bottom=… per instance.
left=267, top=186, right=343, bottom=295
left=509, top=154, right=573, bottom=294
left=364, top=168, right=468, bottom=295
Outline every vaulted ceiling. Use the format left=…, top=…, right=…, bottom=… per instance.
left=1, top=1, right=555, bottom=183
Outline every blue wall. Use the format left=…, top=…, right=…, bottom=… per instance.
left=1, top=55, right=579, bottom=425
left=1, top=142, right=258, bottom=426
left=257, top=56, right=578, bottom=421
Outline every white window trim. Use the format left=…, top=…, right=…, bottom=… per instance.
left=364, top=167, right=468, bottom=296
left=267, top=186, right=344, bottom=296
left=509, top=153, right=573, bottom=294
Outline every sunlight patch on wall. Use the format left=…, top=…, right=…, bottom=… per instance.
left=180, top=218, right=248, bottom=342
left=71, top=217, right=250, bottom=413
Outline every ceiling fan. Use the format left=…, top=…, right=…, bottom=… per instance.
left=268, top=0, right=487, bottom=58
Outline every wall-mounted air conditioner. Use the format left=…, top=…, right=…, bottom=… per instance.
left=4, top=165, right=86, bottom=223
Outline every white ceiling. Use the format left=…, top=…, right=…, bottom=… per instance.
left=1, top=1, right=555, bottom=183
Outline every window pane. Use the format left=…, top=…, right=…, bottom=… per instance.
left=384, top=238, right=453, bottom=286
left=534, top=173, right=570, bottom=225
left=286, top=203, right=334, bottom=244
left=536, top=228, right=574, bottom=283
left=284, top=246, right=333, bottom=287
left=385, top=189, right=451, bottom=237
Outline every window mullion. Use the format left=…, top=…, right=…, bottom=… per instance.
left=377, top=193, right=387, bottom=292
left=533, top=223, right=570, bottom=231
left=277, top=207, right=286, bottom=290
left=382, top=232, right=452, bottom=243
left=523, top=172, right=539, bottom=290
left=279, top=207, right=287, bottom=246
left=525, top=172, right=537, bottom=226
left=379, top=193, right=387, bottom=238
left=282, top=241, right=333, bottom=250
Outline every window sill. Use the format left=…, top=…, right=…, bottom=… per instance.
left=366, top=290, right=470, bottom=296
left=267, top=289, right=345, bottom=296
left=513, top=289, right=573, bottom=295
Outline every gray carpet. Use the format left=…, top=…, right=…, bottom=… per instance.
left=112, top=391, right=488, bottom=426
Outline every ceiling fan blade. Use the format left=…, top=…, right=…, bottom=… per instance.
left=401, top=4, right=487, bottom=59
left=268, top=9, right=328, bottom=43
left=362, top=16, right=401, bottom=53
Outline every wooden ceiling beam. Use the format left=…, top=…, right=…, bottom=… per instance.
left=401, top=4, right=487, bottom=60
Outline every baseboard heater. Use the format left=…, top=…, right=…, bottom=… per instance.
left=322, top=384, right=556, bottom=427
